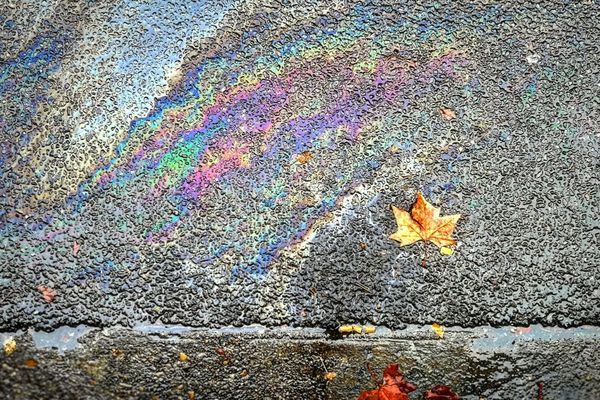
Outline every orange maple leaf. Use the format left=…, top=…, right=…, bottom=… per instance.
left=296, top=151, right=313, bottom=164
left=389, top=193, right=460, bottom=248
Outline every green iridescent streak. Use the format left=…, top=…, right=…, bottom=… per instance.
left=149, top=122, right=227, bottom=189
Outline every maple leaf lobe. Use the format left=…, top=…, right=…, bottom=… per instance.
left=357, top=390, right=380, bottom=400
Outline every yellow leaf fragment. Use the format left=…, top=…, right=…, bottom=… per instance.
left=338, top=324, right=363, bottom=334
left=390, top=192, right=460, bottom=248
left=431, top=323, right=444, bottom=339
left=3, top=337, right=16, bottom=356
left=179, top=352, right=189, bottom=362
left=364, top=326, right=377, bottom=334
left=440, top=246, right=454, bottom=256
left=324, top=371, right=337, bottom=381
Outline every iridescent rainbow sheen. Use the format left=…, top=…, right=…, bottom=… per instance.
left=2, top=7, right=467, bottom=276
left=63, top=7, right=466, bottom=274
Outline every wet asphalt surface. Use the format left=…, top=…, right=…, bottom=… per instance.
left=1, top=0, right=599, bottom=398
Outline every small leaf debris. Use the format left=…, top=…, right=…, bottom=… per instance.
left=3, top=337, right=16, bottom=356
left=438, top=108, right=456, bottom=120
left=37, top=285, right=56, bottom=303
left=296, top=151, right=313, bottom=164
left=339, top=324, right=363, bottom=334
left=324, top=371, right=337, bottom=381
left=431, top=323, right=445, bottom=339
left=24, top=358, right=38, bottom=368
left=440, top=247, right=454, bottom=256
left=364, top=326, right=376, bottom=334
left=111, top=349, right=125, bottom=359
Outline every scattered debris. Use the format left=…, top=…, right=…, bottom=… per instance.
left=431, top=323, right=445, bottom=339
left=320, top=357, right=337, bottom=381
left=537, top=382, right=543, bottom=400
left=364, top=326, right=376, bottom=334
left=3, top=337, right=16, bottom=356
left=216, top=348, right=227, bottom=357
left=354, top=280, right=373, bottom=294
left=187, top=390, right=196, bottom=400
left=37, top=285, right=56, bottom=303
left=24, top=358, right=38, bottom=368
left=296, top=151, right=313, bottom=164
left=339, top=324, right=363, bottom=334
left=111, top=349, right=125, bottom=359
left=388, top=144, right=400, bottom=154
left=324, top=371, right=337, bottom=381
left=339, top=324, right=377, bottom=334
left=440, top=247, right=454, bottom=256
left=438, top=108, right=456, bottom=120
left=179, top=352, right=189, bottom=362
left=73, top=240, right=80, bottom=256
left=216, top=348, right=231, bottom=365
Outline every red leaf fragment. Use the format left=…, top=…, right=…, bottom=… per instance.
left=382, top=364, right=417, bottom=394
left=424, top=385, right=460, bottom=400
left=358, top=389, right=380, bottom=400
left=216, top=348, right=227, bottom=358
left=73, top=240, right=80, bottom=256
left=37, top=285, right=56, bottom=303
left=357, top=364, right=416, bottom=400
